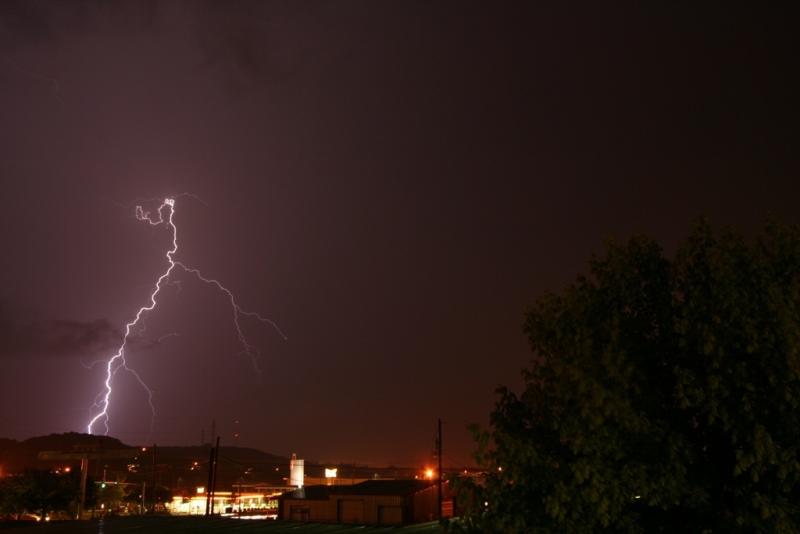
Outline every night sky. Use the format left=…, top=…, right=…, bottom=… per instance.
left=0, top=2, right=797, bottom=468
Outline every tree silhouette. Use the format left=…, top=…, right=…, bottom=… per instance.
left=0, top=469, right=78, bottom=520
left=454, top=221, right=800, bottom=532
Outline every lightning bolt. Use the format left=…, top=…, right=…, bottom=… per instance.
left=86, top=198, right=285, bottom=435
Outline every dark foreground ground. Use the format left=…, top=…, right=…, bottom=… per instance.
left=0, top=517, right=442, bottom=533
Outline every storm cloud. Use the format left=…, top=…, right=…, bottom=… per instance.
left=0, top=302, right=119, bottom=359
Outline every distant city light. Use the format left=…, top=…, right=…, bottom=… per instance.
left=325, top=468, right=338, bottom=478
left=425, top=468, right=434, bottom=479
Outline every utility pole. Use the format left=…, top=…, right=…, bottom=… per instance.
left=150, top=444, right=157, bottom=513
left=205, top=442, right=215, bottom=516
left=78, top=456, right=89, bottom=519
left=210, top=436, right=220, bottom=515
left=437, top=418, right=443, bottom=519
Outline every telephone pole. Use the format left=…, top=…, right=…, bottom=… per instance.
left=437, top=418, right=443, bottom=519
left=211, top=436, right=221, bottom=514
left=150, top=444, right=157, bottom=513
left=205, top=441, right=215, bottom=516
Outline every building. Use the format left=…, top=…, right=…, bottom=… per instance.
left=167, top=486, right=282, bottom=516
left=278, top=479, right=452, bottom=525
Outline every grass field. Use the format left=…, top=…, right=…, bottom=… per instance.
left=0, top=516, right=443, bottom=533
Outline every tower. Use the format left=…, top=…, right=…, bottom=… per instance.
left=289, top=453, right=304, bottom=488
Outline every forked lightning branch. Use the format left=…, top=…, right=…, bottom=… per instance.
left=87, top=197, right=285, bottom=435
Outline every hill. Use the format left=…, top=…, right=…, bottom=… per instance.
left=0, top=433, right=289, bottom=490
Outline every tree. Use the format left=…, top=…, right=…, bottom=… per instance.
left=94, top=481, right=126, bottom=514
left=0, top=476, right=30, bottom=520
left=454, top=221, right=800, bottom=533
left=0, top=469, right=79, bottom=520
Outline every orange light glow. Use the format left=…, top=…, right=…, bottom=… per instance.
left=425, top=468, right=434, bottom=479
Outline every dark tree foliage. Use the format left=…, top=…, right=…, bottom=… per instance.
left=94, top=481, right=126, bottom=512
left=0, top=469, right=79, bottom=519
left=0, top=475, right=29, bottom=519
left=452, top=221, right=800, bottom=533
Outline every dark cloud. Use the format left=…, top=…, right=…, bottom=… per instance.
left=193, top=2, right=272, bottom=77
left=0, top=301, right=119, bottom=359
left=186, top=1, right=319, bottom=88
left=0, top=0, right=282, bottom=85
left=0, top=0, right=55, bottom=46
left=0, top=0, right=160, bottom=41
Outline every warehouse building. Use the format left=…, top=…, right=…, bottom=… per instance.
left=278, top=479, right=449, bottom=525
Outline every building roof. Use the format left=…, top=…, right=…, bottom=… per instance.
left=281, top=486, right=331, bottom=500
left=282, top=480, right=435, bottom=501
left=336, top=479, right=434, bottom=496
